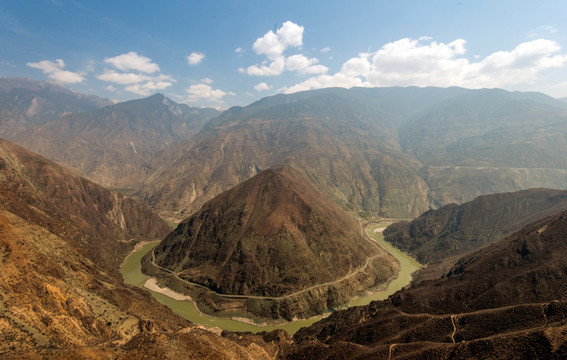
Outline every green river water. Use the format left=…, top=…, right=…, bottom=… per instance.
left=120, top=224, right=421, bottom=334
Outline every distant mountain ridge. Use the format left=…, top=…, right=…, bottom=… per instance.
left=136, top=86, right=567, bottom=221
left=17, top=93, right=220, bottom=188
left=0, top=77, right=112, bottom=140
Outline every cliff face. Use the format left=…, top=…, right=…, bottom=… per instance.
left=148, top=166, right=397, bottom=320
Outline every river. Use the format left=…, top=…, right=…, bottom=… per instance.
left=120, top=223, right=421, bottom=334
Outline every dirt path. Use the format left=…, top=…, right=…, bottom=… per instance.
left=149, top=222, right=393, bottom=301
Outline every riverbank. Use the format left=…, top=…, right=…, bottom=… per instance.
left=120, top=224, right=421, bottom=334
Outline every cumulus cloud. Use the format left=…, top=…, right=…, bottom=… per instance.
left=254, top=82, right=271, bottom=91
left=253, top=21, right=303, bottom=60
left=104, top=52, right=159, bottom=73
left=26, top=59, right=85, bottom=83
left=285, top=54, right=328, bottom=74
left=187, top=52, right=205, bottom=65
left=321, top=46, right=330, bottom=53
left=186, top=80, right=234, bottom=104
left=245, top=21, right=328, bottom=77
left=247, top=58, right=286, bottom=76
left=235, top=47, right=243, bottom=53
left=97, top=52, right=174, bottom=96
left=284, top=37, right=567, bottom=93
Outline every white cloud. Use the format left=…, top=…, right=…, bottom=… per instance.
left=527, top=25, right=558, bottom=40
left=97, top=52, right=174, bottom=96
left=105, top=85, right=116, bottom=91
left=235, top=47, right=243, bottom=53
left=187, top=52, right=205, bottom=65
left=253, top=21, right=303, bottom=60
left=321, top=46, right=330, bottom=53
left=284, top=37, right=567, bottom=93
left=186, top=82, right=233, bottom=104
left=125, top=80, right=173, bottom=96
left=245, top=21, right=328, bottom=77
left=247, top=58, right=285, bottom=76
left=285, top=54, right=328, bottom=74
left=97, top=69, right=148, bottom=84
left=104, top=52, right=159, bottom=73
left=254, top=82, right=271, bottom=91
left=201, top=77, right=213, bottom=84
left=27, top=59, right=85, bottom=83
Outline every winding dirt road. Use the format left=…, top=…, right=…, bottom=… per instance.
left=149, top=222, right=391, bottom=301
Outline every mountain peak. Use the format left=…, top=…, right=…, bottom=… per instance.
left=149, top=165, right=395, bottom=319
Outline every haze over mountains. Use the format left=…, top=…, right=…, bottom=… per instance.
left=0, top=78, right=112, bottom=140
left=135, top=86, right=567, bottom=221
left=3, top=78, right=567, bottom=221
left=3, top=77, right=567, bottom=358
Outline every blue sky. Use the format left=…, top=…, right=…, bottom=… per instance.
left=2, top=0, right=567, bottom=108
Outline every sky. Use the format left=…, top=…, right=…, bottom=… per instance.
left=2, top=0, right=567, bottom=108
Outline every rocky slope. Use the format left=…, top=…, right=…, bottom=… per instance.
left=136, top=88, right=438, bottom=221
left=384, top=188, right=567, bottom=266
left=136, top=87, right=567, bottom=221
left=0, top=137, right=171, bottom=272
left=284, top=210, right=567, bottom=359
left=0, top=77, right=112, bottom=140
left=145, top=166, right=397, bottom=320
left=0, top=137, right=284, bottom=358
left=17, top=93, right=219, bottom=189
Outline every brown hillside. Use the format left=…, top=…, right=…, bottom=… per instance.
left=0, top=137, right=283, bottom=358
left=285, top=210, right=567, bottom=359
left=384, top=188, right=567, bottom=267
left=0, top=137, right=170, bottom=272
left=148, top=166, right=396, bottom=319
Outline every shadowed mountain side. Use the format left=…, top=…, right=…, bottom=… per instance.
left=17, top=93, right=219, bottom=189
left=0, top=137, right=171, bottom=273
left=384, top=188, right=567, bottom=266
left=285, top=210, right=567, bottom=359
left=146, top=166, right=397, bottom=320
left=0, top=77, right=112, bottom=140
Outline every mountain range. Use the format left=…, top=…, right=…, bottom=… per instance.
left=134, top=86, right=567, bottom=221
left=16, top=93, right=220, bottom=189
left=0, top=77, right=112, bottom=141
left=3, top=77, right=567, bottom=358
left=4, top=79, right=567, bottom=222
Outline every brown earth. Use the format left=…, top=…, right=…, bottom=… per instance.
left=146, top=165, right=397, bottom=320
left=283, top=210, right=567, bottom=359
left=0, top=137, right=285, bottom=359
left=384, top=188, right=567, bottom=278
